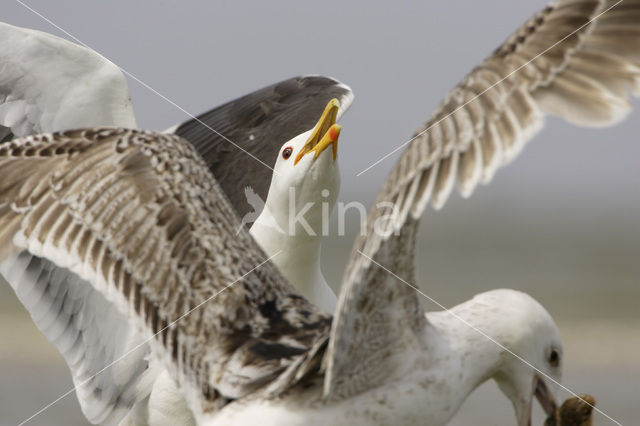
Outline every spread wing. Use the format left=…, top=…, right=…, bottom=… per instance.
left=0, top=128, right=330, bottom=419
left=1, top=252, right=156, bottom=425
left=0, top=21, right=137, bottom=138
left=170, top=75, right=353, bottom=217
left=325, top=0, right=640, bottom=399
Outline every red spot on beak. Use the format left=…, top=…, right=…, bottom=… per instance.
left=329, top=127, right=338, bottom=141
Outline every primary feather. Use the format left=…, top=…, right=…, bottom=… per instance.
left=327, top=0, right=640, bottom=399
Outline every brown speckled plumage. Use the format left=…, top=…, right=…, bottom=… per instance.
left=327, top=0, right=640, bottom=400
left=0, top=127, right=330, bottom=414
left=2, top=0, right=640, bottom=423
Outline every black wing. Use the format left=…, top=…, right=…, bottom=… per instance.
left=172, top=75, right=353, bottom=217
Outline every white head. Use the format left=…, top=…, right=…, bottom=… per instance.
left=473, top=289, right=563, bottom=426
left=260, top=99, right=341, bottom=237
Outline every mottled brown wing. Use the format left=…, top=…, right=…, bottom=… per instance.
left=0, top=128, right=330, bottom=415
left=378, top=0, right=640, bottom=227
left=326, top=0, right=640, bottom=399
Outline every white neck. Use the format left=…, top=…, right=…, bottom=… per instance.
left=249, top=207, right=336, bottom=313
left=420, top=309, right=505, bottom=422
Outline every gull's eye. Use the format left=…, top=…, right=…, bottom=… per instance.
left=548, top=349, right=560, bottom=367
left=282, top=147, right=293, bottom=160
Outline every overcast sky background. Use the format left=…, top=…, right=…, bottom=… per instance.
left=4, top=0, right=635, bottom=312
left=2, top=1, right=640, bottom=425
left=5, top=0, right=640, bottom=209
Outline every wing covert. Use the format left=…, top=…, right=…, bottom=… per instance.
left=0, top=128, right=329, bottom=415
left=326, top=0, right=640, bottom=399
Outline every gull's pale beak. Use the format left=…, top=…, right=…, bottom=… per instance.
left=517, top=374, right=557, bottom=426
left=294, top=98, right=341, bottom=165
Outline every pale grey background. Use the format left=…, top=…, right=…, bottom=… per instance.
left=1, top=1, right=638, bottom=425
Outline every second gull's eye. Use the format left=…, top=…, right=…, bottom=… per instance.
left=548, top=349, right=560, bottom=367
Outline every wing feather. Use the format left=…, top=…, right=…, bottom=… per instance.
left=374, top=0, right=639, bottom=234
left=1, top=252, right=153, bottom=425
left=0, top=128, right=330, bottom=418
left=0, top=22, right=137, bottom=136
left=457, top=137, right=483, bottom=198
left=326, top=0, right=640, bottom=399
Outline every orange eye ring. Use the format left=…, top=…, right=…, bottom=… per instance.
left=282, top=147, right=293, bottom=160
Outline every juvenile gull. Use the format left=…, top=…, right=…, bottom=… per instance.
left=0, top=128, right=560, bottom=426
left=0, top=21, right=351, bottom=425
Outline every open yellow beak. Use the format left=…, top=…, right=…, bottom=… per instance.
left=294, top=98, right=341, bottom=165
